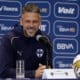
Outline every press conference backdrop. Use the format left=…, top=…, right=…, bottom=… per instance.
left=0, top=0, right=80, bottom=68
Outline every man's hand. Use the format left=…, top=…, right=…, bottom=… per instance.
left=35, top=63, right=46, bottom=78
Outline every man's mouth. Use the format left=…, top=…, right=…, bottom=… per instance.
left=27, top=27, right=36, bottom=32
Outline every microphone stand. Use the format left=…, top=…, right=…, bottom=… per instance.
left=45, top=43, right=52, bottom=69
left=46, top=48, right=49, bottom=69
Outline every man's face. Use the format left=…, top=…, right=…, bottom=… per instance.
left=20, top=12, right=41, bottom=37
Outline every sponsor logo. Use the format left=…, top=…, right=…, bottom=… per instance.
left=39, top=20, right=50, bottom=35
left=40, top=8, right=47, bottom=13
left=0, top=24, right=14, bottom=31
left=0, top=6, right=18, bottom=12
left=53, top=38, right=78, bottom=54
left=54, top=2, right=79, bottom=19
left=39, top=24, right=46, bottom=31
left=0, top=1, right=22, bottom=17
left=58, top=7, right=75, bottom=14
left=53, top=56, right=74, bottom=68
left=57, top=61, right=72, bottom=68
left=53, top=21, right=78, bottom=37
left=57, top=43, right=73, bottom=50
left=59, top=26, right=75, bottom=32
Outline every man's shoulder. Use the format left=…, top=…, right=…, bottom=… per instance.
left=4, top=30, right=17, bottom=39
left=3, top=23, right=22, bottom=39
left=1, top=30, right=18, bottom=44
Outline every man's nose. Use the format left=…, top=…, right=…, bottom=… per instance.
left=30, top=22, right=34, bottom=27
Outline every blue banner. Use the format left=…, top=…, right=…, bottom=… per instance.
left=0, top=0, right=80, bottom=68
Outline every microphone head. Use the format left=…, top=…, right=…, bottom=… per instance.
left=36, top=35, right=43, bottom=41
left=36, top=35, right=52, bottom=47
left=36, top=35, right=49, bottom=42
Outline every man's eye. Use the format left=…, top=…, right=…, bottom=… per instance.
left=33, top=21, right=38, bottom=23
left=25, top=20, right=30, bottom=23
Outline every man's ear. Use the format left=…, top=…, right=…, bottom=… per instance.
left=40, top=17, right=42, bottom=25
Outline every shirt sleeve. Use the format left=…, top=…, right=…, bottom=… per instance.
left=0, top=36, right=15, bottom=78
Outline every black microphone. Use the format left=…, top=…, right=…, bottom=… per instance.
left=36, top=35, right=52, bottom=68
left=36, top=35, right=52, bottom=47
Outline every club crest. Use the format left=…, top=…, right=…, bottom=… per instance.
left=36, top=49, right=44, bottom=58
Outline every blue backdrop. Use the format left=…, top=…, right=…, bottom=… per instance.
left=0, top=0, right=80, bottom=68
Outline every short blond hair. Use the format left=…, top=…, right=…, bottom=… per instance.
left=22, top=3, right=40, bottom=14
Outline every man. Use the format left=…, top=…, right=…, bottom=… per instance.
left=0, top=3, right=52, bottom=78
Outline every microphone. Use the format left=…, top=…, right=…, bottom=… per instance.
left=36, top=35, right=52, bottom=68
left=36, top=35, right=52, bottom=47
